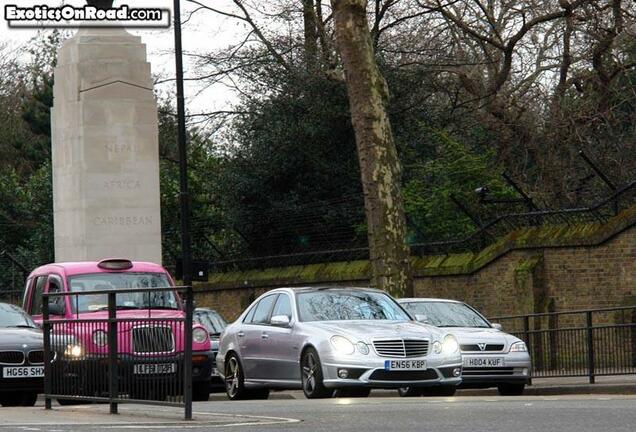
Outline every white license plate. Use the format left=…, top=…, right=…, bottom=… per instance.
left=2, top=366, right=44, bottom=378
left=464, top=357, right=504, bottom=367
left=384, top=359, right=427, bottom=371
left=133, top=363, right=176, bottom=375
left=212, top=367, right=219, bottom=376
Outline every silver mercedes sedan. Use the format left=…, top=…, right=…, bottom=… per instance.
left=399, top=298, right=531, bottom=396
left=216, top=287, right=462, bottom=400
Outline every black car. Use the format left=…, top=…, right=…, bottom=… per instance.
left=193, top=308, right=227, bottom=392
left=0, top=303, right=45, bottom=407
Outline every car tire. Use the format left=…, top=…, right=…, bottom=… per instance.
left=497, top=383, right=525, bottom=396
left=225, top=353, right=249, bottom=401
left=335, top=388, right=371, bottom=398
left=192, top=382, right=210, bottom=402
left=20, top=392, right=38, bottom=407
left=397, top=387, right=423, bottom=397
left=301, top=348, right=333, bottom=399
left=0, top=393, right=21, bottom=407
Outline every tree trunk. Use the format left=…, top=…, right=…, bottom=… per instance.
left=302, top=0, right=319, bottom=69
left=331, top=0, right=412, bottom=297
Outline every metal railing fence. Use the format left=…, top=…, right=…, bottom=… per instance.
left=42, top=286, right=194, bottom=420
left=489, top=306, right=636, bottom=383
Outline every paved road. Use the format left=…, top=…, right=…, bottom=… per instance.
left=2, top=394, right=635, bottom=431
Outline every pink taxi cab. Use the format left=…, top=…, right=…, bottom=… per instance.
left=23, top=259, right=215, bottom=401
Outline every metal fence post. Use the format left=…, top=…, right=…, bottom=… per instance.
left=43, top=294, right=52, bottom=410
left=586, top=311, right=595, bottom=384
left=184, top=286, right=193, bottom=420
left=108, top=292, right=119, bottom=414
left=523, top=315, right=532, bottom=362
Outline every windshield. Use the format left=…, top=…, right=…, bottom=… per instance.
left=402, top=301, right=490, bottom=328
left=194, top=310, right=227, bottom=334
left=68, top=273, right=178, bottom=313
left=0, top=303, right=37, bottom=328
left=297, top=290, right=410, bottom=322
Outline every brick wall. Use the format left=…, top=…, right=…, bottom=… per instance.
left=195, top=218, right=636, bottom=322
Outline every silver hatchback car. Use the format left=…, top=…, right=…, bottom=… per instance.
left=217, top=287, right=463, bottom=400
left=399, top=298, right=531, bottom=395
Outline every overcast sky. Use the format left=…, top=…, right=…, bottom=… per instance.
left=1, top=0, right=240, bottom=114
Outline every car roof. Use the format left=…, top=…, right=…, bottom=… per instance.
left=398, top=298, right=463, bottom=304
left=28, top=261, right=168, bottom=278
left=277, top=286, right=386, bottom=294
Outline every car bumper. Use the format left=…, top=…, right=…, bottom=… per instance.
left=459, top=352, right=531, bottom=388
left=320, top=354, right=463, bottom=389
left=0, top=376, right=43, bottom=393
left=58, top=351, right=215, bottom=384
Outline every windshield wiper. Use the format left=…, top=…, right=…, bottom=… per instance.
left=96, top=305, right=141, bottom=311
left=8, top=325, right=38, bottom=329
left=144, top=306, right=179, bottom=310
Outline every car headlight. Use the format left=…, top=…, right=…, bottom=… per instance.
left=432, top=341, right=442, bottom=354
left=64, top=344, right=84, bottom=359
left=92, top=330, right=108, bottom=347
left=442, top=335, right=459, bottom=355
left=330, top=335, right=355, bottom=355
left=356, top=342, right=369, bottom=355
left=510, top=341, right=528, bottom=352
left=193, top=327, right=208, bottom=344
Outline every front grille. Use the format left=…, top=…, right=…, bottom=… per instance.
left=369, top=369, right=438, bottom=381
left=463, top=367, right=515, bottom=376
left=460, top=344, right=504, bottom=352
left=28, top=351, right=46, bottom=364
left=373, top=339, right=429, bottom=358
left=0, top=351, right=25, bottom=365
left=132, top=326, right=174, bottom=354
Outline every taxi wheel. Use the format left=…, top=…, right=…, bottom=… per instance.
left=335, top=388, right=371, bottom=398
left=301, top=348, right=333, bottom=399
left=397, top=387, right=422, bottom=397
left=192, top=382, right=210, bottom=402
left=497, top=383, right=525, bottom=396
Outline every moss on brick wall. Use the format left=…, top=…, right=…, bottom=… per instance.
left=195, top=205, right=636, bottom=321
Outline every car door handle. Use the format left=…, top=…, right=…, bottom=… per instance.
left=261, top=333, right=269, bottom=339
left=237, top=331, right=245, bottom=338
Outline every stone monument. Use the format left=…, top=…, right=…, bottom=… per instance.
left=51, top=1, right=162, bottom=263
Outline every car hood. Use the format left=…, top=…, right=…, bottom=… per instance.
left=440, top=327, right=517, bottom=345
left=0, top=327, right=43, bottom=348
left=306, top=320, right=438, bottom=342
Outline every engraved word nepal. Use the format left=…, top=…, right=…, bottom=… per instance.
left=92, top=216, right=153, bottom=226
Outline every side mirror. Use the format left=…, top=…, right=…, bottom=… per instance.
left=48, top=303, right=65, bottom=316
left=270, top=315, right=291, bottom=327
left=415, top=314, right=430, bottom=324
left=491, top=323, right=503, bottom=331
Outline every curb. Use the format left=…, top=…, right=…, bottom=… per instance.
left=458, top=384, right=636, bottom=397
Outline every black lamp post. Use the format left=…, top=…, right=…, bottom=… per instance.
left=173, top=0, right=193, bottom=289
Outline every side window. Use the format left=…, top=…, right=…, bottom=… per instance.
left=271, top=294, right=292, bottom=321
left=48, top=275, right=66, bottom=314
left=243, top=303, right=258, bottom=323
left=22, top=278, right=33, bottom=311
left=250, top=294, right=278, bottom=325
left=29, top=276, right=47, bottom=315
